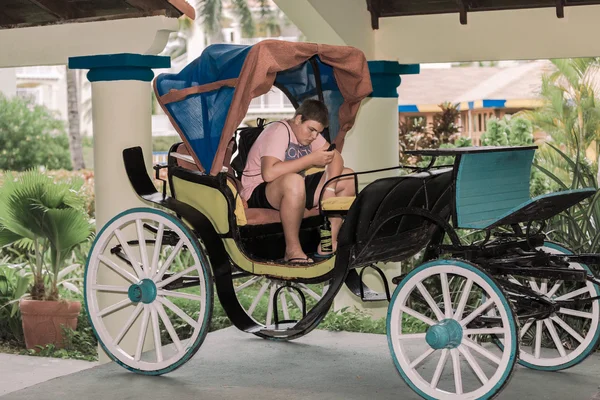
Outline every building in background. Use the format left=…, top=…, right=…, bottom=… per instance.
left=398, top=60, right=552, bottom=144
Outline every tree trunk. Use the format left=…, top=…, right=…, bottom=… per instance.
left=66, top=67, right=85, bottom=170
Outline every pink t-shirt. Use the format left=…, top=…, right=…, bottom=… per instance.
left=240, top=120, right=327, bottom=201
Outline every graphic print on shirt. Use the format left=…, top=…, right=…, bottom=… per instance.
left=285, top=142, right=312, bottom=176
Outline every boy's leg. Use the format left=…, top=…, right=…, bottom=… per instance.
left=265, top=173, right=312, bottom=262
left=314, top=167, right=356, bottom=254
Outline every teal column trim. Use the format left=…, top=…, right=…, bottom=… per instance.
left=368, top=61, right=420, bottom=98
left=68, top=53, right=171, bottom=83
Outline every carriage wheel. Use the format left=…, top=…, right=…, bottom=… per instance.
left=85, top=208, right=213, bottom=375
left=495, top=242, right=600, bottom=371
left=387, top=260, right=518, bottom=399
left=232, top=274, right=330, bottom=341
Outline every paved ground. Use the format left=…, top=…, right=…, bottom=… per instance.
left=2, top=328, right=600, bottom=400
left=0, top=354, right=97, bottom=397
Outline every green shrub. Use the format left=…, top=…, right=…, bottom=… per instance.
left=0, top=94, right=72, bottom=171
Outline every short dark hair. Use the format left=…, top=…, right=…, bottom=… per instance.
left=295, top=99, right=329, bottom=127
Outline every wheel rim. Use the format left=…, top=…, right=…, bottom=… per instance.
left=85, top=209, right=211, bottom=373
left=498, top=243, right=600, bottom=370
left=233, top=274, right=329, bottom=332
left=388, top=261, right=517, bottom=399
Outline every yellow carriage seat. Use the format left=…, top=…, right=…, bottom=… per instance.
left=172, top=145, right=355, bottom=226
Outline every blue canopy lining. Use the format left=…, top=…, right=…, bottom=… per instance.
left=155, top=43, right=343, bottom=171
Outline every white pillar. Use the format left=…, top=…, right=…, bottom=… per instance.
left=91, top=80, right=153, bottom=228
left=70, top=54, right=171, bottom=363
left=334, top=62, right=419, bottom=319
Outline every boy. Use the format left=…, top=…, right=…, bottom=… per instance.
left=240, top=99, right=354, bottom=263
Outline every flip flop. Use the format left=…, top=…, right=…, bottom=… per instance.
left=280, top=257, right=313, bottom=265
left=312, top=252, right=334, bottom=260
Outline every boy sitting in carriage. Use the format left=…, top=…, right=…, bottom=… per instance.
left=240, top=99, right=355, bottom=263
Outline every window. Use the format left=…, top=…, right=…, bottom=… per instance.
left=17, top=86, right=43, bottom=105
left=478, top=114, right=482, bottom=132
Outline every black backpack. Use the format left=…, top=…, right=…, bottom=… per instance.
left=230, top=118, right=268, bottom=179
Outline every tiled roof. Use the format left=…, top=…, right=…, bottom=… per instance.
left=398, top=60, right=554, bottom=106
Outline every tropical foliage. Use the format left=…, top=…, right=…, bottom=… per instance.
left=0, top=94, right=72, bottom=171
left=0, top=170, right=94, bottom=301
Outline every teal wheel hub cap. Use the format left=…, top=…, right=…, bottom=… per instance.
left=425, top=319, right=463, bottom=350
left=128, top=279, right=157, bottom=304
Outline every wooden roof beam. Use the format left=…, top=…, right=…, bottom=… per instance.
left=367, top=0, right=381, bottom=29
left=123, top=0, right=195, bottom=20
left=28, top=0, right=82, bottom=19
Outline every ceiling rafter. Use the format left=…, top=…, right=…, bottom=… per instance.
left=368, top=0, right=600, bottom=26
left=28, top=0, right=82, bottom=19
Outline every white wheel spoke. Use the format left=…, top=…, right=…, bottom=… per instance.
left=458, top=345, right=488, bottom=385
left=451, top=348, right=463, bottom=395
left=114, top=228, right=145, bottom=279
left=157, top=297, right=199, bottom=329
left=155, top=303, right=183, bottom=352
left=298, top=284, right=322, bottom=301
left=463, top=327, right=506, bottom=336
left=559, top=308, right=594, bottom=319
left=266, top=284, right=276, bottom=327
left=234, top=276, right=262, bottom=293
left=430, top=349, right=448, bottom=389
left=158, top=289, right=203, bottom=302
left=280, top=291, right=290, bottom=321
left=135, top=306, right=150, bottom=361
left=453, top=278, right=473, bottom=321
left=529, top=279, right=541, bottom=293
left=248, top=282, right=270, bottom=316
left=550, top=315, right=585, bottom=343
left=289, top=291, right=304, bottom=310
left=150, top=306, right=163, bottom=363
left=150, top=223, right=164, bottom=277
left=156, top=265, right=198, bottom=289
left=136, top=220, right=150, bottom=275
left=544, top=319, right=567, bottom=357
left=519, top=320, right=534, bottom=339
left=540, top=279, right=548, bottom=294
left=508, top=276, right=522, bottom=286
left=399, top=305, right=436, bottom=326
left=92, top=284, right=128, bottom=293
left=98, top=298, right=132, bottom=318
left=98, top=255, right=138, bottom=284
left=416, top=282, right=445, bottom=321
left=397, top=333, right=427, bottom=340
left=462, top=338, right=501, bottom=365
left=410, top=347, right=436, bottom=369
left=546, top=281, right=563, bottom=298
left=441, top=273, right=453, bottom=318
left=535, top=320, right=543, bottom=359
left=555, top=287, right=591, bottom=301
left=113, top=303, right=143, bottom=346
left=154, top=239, right=184, bottom=282
left=460, top=298, right=495, bottom=327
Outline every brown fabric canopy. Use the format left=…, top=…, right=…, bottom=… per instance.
left=210, top=40, right=373, bottom=175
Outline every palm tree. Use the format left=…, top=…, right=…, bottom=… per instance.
left=525, top=58, right=600, bottom=184
left=66, top=67, right=85, bottom=170
left=197, top=0, right=255, bottom=40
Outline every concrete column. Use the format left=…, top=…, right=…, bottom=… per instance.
left=334, top=61, right=419, bottom=318
left=69, top=54, right=170, bottom=228
left=69, top=53, right=171, bottom=362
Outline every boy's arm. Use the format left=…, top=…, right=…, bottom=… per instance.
left=261, top=156, right=314, bottom=182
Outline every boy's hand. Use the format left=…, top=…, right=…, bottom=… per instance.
left=310, top=144, right=335, bottom=167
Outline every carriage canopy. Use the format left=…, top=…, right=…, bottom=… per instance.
left=154, top=40, right=373, bottom=175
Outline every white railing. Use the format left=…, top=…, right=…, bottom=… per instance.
left=238, top=36, right=298, bottom=46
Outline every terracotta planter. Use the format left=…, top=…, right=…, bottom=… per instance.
left=19, top=299, right=81, bottom=350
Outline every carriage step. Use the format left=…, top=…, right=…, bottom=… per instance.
left=361, top=291, right=389, bottom=302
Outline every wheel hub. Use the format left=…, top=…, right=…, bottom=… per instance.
left=128, top=279, right=157, bottom=304
left=425, top=319, right=463, bottom=350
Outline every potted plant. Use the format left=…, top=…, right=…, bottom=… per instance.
left=0, top=170, right=94, bottom=349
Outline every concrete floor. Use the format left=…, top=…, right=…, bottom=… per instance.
left=3, top=327, right=600, bottom=400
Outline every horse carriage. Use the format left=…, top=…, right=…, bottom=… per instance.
left=84, top=40, right=600, bottom=399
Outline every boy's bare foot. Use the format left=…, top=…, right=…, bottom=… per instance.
left=284, top=250, right=313, bottom=263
